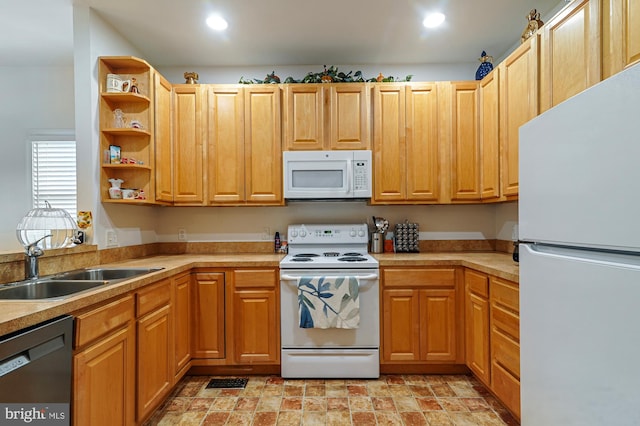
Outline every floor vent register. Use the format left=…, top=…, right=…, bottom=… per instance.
left=205, top=378, right=249, bottom=389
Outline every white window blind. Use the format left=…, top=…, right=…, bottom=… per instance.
left=31, top=140, right=77, bottom=218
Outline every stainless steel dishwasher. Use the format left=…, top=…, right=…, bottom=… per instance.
left=0, top=315, right=73, bottom=424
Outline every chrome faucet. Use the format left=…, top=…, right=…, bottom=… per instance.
left=24, top=234, right=52, bottom=280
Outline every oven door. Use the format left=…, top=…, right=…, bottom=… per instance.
left=280, top=268, right=380, bottom=378
left=280, top=269, right=379, bottom=348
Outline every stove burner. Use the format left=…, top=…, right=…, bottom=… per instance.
left=290, top=258, right=313, bottom=262
left=294, top=253, right=320, bottom=258
left=323, top=252, right=340, bottom=257
left=342, top=252, right=365, bottom=257
left=338, top=256, right=368, bottom=262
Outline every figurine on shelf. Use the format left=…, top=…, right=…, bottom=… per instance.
left=129, top=77, right=139, bottom=94
left=475, top=51, right=494, bottom=80
left=184, top=72, right=199, bottom=84
left=113, top=109, right=125, bottom=128
left=521, top=9, right=544, bottom=43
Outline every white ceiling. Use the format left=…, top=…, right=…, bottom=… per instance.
left=1, top=0, right=564, bottom=67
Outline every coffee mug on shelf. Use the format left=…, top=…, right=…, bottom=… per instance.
left=106, top=73, right=132, bottom=93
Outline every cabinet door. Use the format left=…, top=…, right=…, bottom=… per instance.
left=329, top=84, right=371, bottom=150
left=406, top=83, right=439, bottom=202
left=233, top=289, right=279, bottom=364
left=381, top=288, right=421, bottom=362
left=373, top=84, right=406, bottom=202
left=137, top=304, right=172, bottom=423
left=173, top=273, right=191, bottom=381
left=73, top=324, right=136, bottom=426
left=207, top=85, right=245, bottom=204
left=540, top=0, right=601, bottom=112
left=604, top=0, right=640, bottom=77
left=192, top=272, right=225, bottom=359
left=173, top=85, right=205, bottom=204
left=154, top=72, right=173, bottom=202
left=499, top=36, right=539, bottom=199
left=465, top=269, right=490, bottom=385
left=449, top=81, right=480, bottom=201
left=244, top=86, right=283, bottom=204
left=479, top=69, right=500, bottom=201
left=420, top=289, right=457, bottom=361
left=284, top=84, right=325, bottom=150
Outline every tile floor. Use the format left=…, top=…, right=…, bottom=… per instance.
left=144, top=374, right=518, bottom=425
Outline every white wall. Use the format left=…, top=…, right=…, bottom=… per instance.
left=0, top=66, right=75, bottom=251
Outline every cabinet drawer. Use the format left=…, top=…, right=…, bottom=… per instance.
left=491, top=304, right=520, bottom=340
left=491, top=328, right=520, bottom=378
left=490, top=277, right=519, bottom=312
left=234, top=269, right=277, bottom=288
left=74, top=295, right=134, bottom=348
left=383, top=268, right=456, bottom=288
left=465, top=269, right=489, bottom=297
left=137, top=279, right=171, bottom=317
left=492, top=361, right=520, bottom=418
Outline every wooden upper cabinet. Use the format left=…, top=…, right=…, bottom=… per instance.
left=449, top=81, right=481, bottom=201
left=499, top=35, right=539, bottom=199
left=172, top=85, right=205, bottom=204
left=244, top=86, right=283, bottom=204
left=478, top=68, right=500, bottom=201
left=540, top=0, right=601, bottom=112
left=406, top=83, right=440, bottom=202
left=602, top=0, right=640, bottom=78
left=329, top=84, right=371, bottom=150
left=207, top=85, right=245, bottom=204
left=372, top=83, right=406, bottom=202
left=284, top=84, right=325, bottom=150
left=284, top=83, right=370, bottom=151
left=154, top=72, right=173, bottom=203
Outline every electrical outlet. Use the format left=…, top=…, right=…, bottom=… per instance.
left=105, top=229, right=118, bottom=247
left=262, top=227, right=271, bottom=240
left=178, top=228, right=187, bottom=241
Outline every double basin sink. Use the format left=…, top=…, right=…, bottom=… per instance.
left=0, top=267, right=163, bottom=300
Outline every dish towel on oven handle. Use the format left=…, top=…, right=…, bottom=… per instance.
left=297, top=276, right=360, bottom=329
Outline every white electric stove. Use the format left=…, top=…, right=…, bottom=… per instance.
left=279, top=223, right=380, bottom=379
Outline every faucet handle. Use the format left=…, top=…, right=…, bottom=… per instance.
left=25, top=234, right=52, bottom=257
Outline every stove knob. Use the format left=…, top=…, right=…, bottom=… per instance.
left=299, top=230, right=307, bottom=237
left=290, top=229, right=298, bottom=238
left=358, top=229, right=366, bottom=237
left=350, top=229, right=356, bottom=237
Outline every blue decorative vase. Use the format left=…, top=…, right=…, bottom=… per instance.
left=475, top=51, right=494, bottom=80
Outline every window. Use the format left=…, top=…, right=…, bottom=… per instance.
left=31, top=138, right=77, bottom=219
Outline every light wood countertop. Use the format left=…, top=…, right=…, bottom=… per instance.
left=0, top=252, right=517, bottom=336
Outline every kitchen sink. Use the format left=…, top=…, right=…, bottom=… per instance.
left=0, top=267, right=164, bottom=300
left=52, top=267, right=163, bottom=282
left=0, top=279, right=107, bottom=300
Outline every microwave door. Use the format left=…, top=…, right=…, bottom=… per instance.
left=286, top=160, right=349, bottom=198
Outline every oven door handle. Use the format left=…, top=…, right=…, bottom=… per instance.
left=280, top=274, right=379, bottom=281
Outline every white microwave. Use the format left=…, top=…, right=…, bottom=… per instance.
left=283, top=150, right=372, bottom=200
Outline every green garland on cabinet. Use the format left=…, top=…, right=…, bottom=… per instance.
left=239, top=65, right=413, bottom=84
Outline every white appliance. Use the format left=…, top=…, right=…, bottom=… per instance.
left=519, top=63, right=640, bottom=425
left=280, top=223, right=379, bottom=378
left=283, top=150, right=372, bottom=200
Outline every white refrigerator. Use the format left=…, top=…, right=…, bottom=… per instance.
left=519, top=62, right=640, bottom=425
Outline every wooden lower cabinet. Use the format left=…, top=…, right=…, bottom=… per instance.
left=191, top=272, right=225, bottom=359
left=73, top=295, right=136, bottom=426
left=172, top=273, right=192, bottom=381
left=136, top=280, right=172, bottom=424
left=381, top=267, right=463, bottom=367
left=232, top=269, right=280, bottom=364
left=490, top=276, right=520, bottom=419
left=464, top=269, right=490, bottom=385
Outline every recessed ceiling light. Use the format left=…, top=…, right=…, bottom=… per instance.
left=423, top=12, right=445, bottom=28
left=206, top=14, right=228, bottom=31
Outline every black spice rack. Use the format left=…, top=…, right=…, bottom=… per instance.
left=394, top=222, right=420, bottom=253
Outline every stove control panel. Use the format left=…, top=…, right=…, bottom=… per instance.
left=288, top=224, right=368, bottom=245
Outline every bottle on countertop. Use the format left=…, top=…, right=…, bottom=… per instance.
left=275, top=232, right=281, bottom=253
